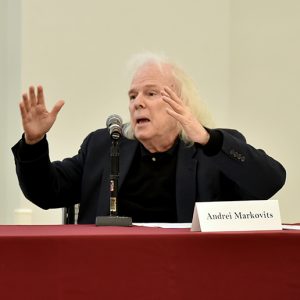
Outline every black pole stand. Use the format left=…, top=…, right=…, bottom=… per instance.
left=96, top=139, right=132, bottom=226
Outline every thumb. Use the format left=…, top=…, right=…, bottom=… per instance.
left=50, top=100, right=65, bottom=118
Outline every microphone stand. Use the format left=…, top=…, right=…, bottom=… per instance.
left=96, top=137, right=132, bottom=226
left=109, top=139, right=119, bottom=216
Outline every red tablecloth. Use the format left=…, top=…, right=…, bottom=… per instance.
left=0, top=225, right=299, bottom=300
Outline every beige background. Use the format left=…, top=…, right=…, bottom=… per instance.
left=1, top=0, right=299, bottom=224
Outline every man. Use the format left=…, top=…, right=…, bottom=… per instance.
left=12, top=53, right=286, bottom=223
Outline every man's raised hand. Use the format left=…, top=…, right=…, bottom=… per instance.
left=19, top=86, right=64, bottom=144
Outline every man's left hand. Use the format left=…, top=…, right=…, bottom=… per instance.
left=162, top=86, right=210, bottom=145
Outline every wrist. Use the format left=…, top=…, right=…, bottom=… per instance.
left=195, top=129, right=210, bottom=145
left=201, top=129, right=224, bottom=156
left=201, top=130, right=210, bottom=145
left=24, top=134, right=45, bottom=145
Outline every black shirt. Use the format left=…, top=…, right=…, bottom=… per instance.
left=118, top=140, right=179, bottom=222
left=117, top=130, right=223, bottom=222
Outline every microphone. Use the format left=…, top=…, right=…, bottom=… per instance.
left=95, top=113, right=132, bottom=226
left=106, top=114, right=123, bottom=140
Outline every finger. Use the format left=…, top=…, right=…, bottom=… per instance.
left=162, top=95, right=184, bottom=114
left=22, top=93, right=31, bottom=112
left=164, top=86, right=182, bottom=104
left=166, top=108, right=185, bottom=123
left=37, top=85, right=45, bottom=106
left=50, top=100, right=65, bottom=118
left=163, top=86, right=187, bottom=115
left=19, top=102, right=28, bottom=121
left=166, top=107, right=196, bottom=130
left=29, top=86, right=37, bottom=107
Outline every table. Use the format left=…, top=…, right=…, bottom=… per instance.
left=0, top=225, right=299, bottom=300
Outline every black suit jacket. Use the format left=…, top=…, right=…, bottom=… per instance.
left=12, top=128, right=286, bottom=223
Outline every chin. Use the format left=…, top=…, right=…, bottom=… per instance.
left=134, top=130, right=151, bottom=142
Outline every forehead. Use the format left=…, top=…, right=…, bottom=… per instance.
left=130, top=63, right=174, bottom=90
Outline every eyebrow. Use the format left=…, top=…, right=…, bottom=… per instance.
left=128, top=84, right=160, bottom=95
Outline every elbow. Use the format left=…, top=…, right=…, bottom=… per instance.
left=260, top=165, right=287, bottom=199
left=22, top=189, right=52, bottom=210
left=272, top=166, right=287, bottom=196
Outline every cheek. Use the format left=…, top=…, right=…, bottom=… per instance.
left=128, top=102, right=133, bottom=111
left=129, top=104, right=134, bottom=116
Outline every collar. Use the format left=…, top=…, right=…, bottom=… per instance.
left=139, top=137, right=180, bottom=161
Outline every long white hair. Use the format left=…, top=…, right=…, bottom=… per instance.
left=123, top=52, right=214, bottom=145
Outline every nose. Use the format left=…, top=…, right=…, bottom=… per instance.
left=134, top=94, right=146, bottom=109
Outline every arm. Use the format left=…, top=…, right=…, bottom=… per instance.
left=12, top=134, right=86, bottom=209
left=12, top=85, right=79, bottom=209
left=162, top=87, right=286, bottom=199
left=200, top=128, right=286, bottom=199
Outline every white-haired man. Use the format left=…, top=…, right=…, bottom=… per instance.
left=12, top=54, right=286, bottom=223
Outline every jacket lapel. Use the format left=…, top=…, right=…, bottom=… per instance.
left=176, top=142, right=198, bottom=222
left=119, top=138, right=139, bottom=189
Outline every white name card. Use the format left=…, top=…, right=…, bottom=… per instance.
left=191, top=200, right=282, bottom=232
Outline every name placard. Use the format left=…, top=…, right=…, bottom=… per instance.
left=191, top=200, right=282, bottom=232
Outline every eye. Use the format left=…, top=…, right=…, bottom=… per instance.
left=129, top=94, right=136, bottom=101
left=147, top=90, right=158, bottom=97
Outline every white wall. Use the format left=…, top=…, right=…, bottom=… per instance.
left=0, top=0, right=23, bottom=224
left=230, top=0, right=300, bottom=222
left=1, top=0, right=299, bottom=224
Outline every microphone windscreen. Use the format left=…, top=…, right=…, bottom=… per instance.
left=106, top=114, right=123, bottom=128
left=106, top=114, right=123, bottom=140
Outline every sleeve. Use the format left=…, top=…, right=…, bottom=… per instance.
left=197, top=128, right=224, bottom=156
left=195, top=128, right=286, bottom=199
left=11, top=134, right=89, bottom=209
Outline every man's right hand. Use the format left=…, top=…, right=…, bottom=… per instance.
left=20, top=86, right=65, bottom=144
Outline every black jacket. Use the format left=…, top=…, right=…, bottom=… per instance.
left=12, top=128, right=286, bottom=224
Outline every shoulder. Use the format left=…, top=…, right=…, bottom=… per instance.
left=216, top=128, right=247, bottom=143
